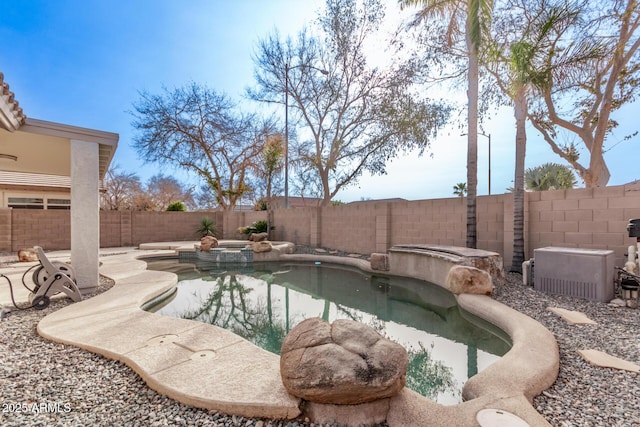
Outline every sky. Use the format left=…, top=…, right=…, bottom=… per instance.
left=1, top=0, right=638, bottom=203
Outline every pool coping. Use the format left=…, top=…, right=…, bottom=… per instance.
left=36, top=244, right=558, bottom=426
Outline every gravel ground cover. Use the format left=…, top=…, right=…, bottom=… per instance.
left=493, top=273, right=640, bottom=427
left=1, top=248, right=639, bottom=426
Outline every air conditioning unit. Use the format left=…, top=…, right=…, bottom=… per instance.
left=533, top=247, right=615, bottom=302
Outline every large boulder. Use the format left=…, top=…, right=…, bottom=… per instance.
left=251, top=241, right=273, bottom=253
left=249, top=232, right=268, bottom=242
left=445, top=265, right=493, bottom=295
left=199, top=235, right=219, bottom=251
left=280, top=318, right=408, bottom=405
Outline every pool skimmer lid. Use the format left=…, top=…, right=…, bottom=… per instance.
left=476, top=409, right=530, bottom=427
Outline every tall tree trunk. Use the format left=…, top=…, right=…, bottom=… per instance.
left=321, top=169, right=332, bottom=207
left=511, top=87, right=527, bottom=273
left=466, top=16, right=479, bottom=249
left=586, top=146, right=611, bottom=187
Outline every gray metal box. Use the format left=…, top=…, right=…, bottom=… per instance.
left=533, top=247, right=615, bottom=302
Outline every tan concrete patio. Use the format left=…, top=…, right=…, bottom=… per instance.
left=1, top=244, right=561, bottom=426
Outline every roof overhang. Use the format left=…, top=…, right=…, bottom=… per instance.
left=0, top=118, right=118, bottom=180
left=0, top=72, right=118, bottom=186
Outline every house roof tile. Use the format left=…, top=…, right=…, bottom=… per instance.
left=0, top=72, right=27, bottom=131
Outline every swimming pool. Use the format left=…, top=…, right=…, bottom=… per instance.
left=145, top=258, right=511, bottom=405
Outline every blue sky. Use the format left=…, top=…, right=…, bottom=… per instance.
left=2, top=0, right=638, bottom=202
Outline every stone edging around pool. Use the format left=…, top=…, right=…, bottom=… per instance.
left=37, top=244, right=558, bottom=427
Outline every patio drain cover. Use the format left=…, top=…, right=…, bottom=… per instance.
left=476, top=409, right=530, bottom=427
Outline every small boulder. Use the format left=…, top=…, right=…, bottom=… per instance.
left=609, top=298, right=627, bottom=308
left=252, top=241, right=273, bottom=253
left=249, top=232, right=268, bottom=242
left=18, top=248, right=38, bottom=262
left=199, top=235, right=219, bottom=252
left=280, top=318, right=408, bottom=405
left=445, top=265, right=493, bottom=295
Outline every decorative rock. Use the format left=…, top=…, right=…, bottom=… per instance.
left=547, top=307, right=597, bottom=325
left=609, top=298, right=627, bottom=308
left=252, top=241, right=273, bottom=253
left=445, top=265, right=493, bottom=295
left=17, top=247, right=38, bottom=262
left=578, top=349, right=640, bottom=373
left=370, top=253, right=389, bottom=271
left=199, top=235, right=219, bottom=251
left=249, top=232, right=268, bottom=242
left=464, top=254, right=505, bottom=283
left=280, top=317, right=408, bottom=405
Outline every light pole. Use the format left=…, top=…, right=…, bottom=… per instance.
left=284, top=63, right=290, bottom=209
left=284, top=63, right=328, bottom=208
left=461, top=132, right=491, bottom=195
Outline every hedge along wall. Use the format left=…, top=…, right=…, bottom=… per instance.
left=3, top=182, right=639, bottom=269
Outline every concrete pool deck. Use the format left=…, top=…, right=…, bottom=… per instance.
left=2, top=244, right=559, bottom=426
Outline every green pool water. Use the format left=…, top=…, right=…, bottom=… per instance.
left=145, top=258, right=511, bottom=405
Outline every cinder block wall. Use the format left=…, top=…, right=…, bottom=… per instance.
left=0, top=208, right=12, bottom=252
left=389, top=198, right=467, bottom=248
left=100, top=211, right=125, bottom=248
left=272, top=208, right=316, bottom=246
left=477, top=195, right=505, bottom=254
left=320, top=202, right=378, bottom=254
left=130, top=211, right=224, bottom=246
left=10, top=210, right=71, bottom=250
left=526, top=182, right=640, bottom=267
left=4, top=183, right=639, bottom=270
left=7, top=210, right=226, bottom=251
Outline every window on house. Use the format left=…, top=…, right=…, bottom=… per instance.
left=47, top=198, right=71, bottom=210
left=8, top=197, right=44, bottom=209
left=7, top=196, right=71, bottom=210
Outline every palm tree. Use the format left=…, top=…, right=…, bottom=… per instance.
left=525, top=163, right=577, bottom=191
left=453, top=182, right=468, bottom=198
left=487, top=0, right=583, bottom=272
left=510, top=41, right=533, bottom=273
left=400, top=0, right=493, bottom=248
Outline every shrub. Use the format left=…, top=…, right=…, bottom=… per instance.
left=167, top=201, right=186, bottom=211
left=252, top=220, right=268, bottom=233
left=238, top=220, right=268, bottom=235
left=197, top=216, right=217, bottom=237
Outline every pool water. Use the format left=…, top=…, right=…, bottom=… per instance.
left=145, top=258, right=511, bottom=405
